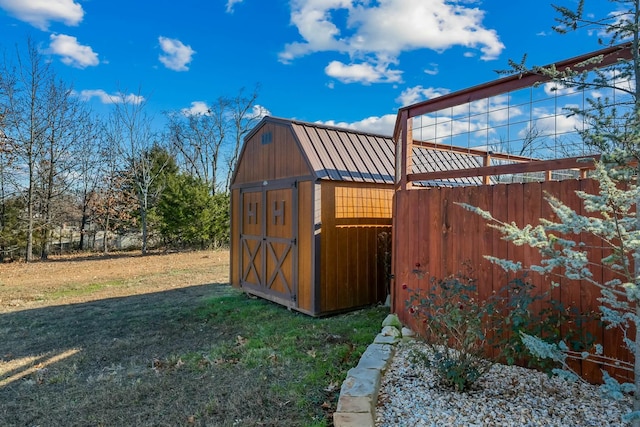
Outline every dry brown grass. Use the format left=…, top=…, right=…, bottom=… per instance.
left=0, top=250, right=229, bottom=311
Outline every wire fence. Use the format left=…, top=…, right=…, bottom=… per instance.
left=408, top=61, right=634, bottom=184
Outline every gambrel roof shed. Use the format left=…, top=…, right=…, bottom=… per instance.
left=230, top=116, right=485, bottom=316
left=232, top=116, right=486, bottom=186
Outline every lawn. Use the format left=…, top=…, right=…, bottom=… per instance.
left=0, top=250, right=388, bottom=426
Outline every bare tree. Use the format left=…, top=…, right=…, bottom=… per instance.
left=0, top=126, right=8, bottom=260
left=166, top=96, right=230, bottom=194
left=36, top=77, right=95, bottom=259
left=90, top=122, right=133, bottom=254
left=0, top=38, right=51, bottom=261
left=224, top=86, right=262, bottom=191
left=75, top=118, right=102, bottom=250
left=167, top=85, right=263, bottom=194
left=491, top=124, right=545, bottom=158
left=0, top=57, right=15, bottom=261
left=106, top=90, right=169, bottom=254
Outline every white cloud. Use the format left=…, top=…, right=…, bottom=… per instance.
left=346, top=0, right=503, bottom=60
left=605, top=69, right=636, bottom=94
left=75, top=89, right=145, bottom=105
left=325, top=60, right=402, bottom=84
left=279, top=1, right=350, bottom=63
left=545, top=69, right=635, bottom=100
left=526, top=106, right=583, bottom=138
left=181, top=101, right=210, bottom=116
left=598, top=9, right=634, bottom=41
left=181, top=101, right=270, bottom=120
left=424, top=64, right=439, bottom=76
left=409, top=93, right=528, bottom=148
left=318, top=114, right=397, bottom=136
left=250, top=104, right=271, bottom=119
left=158, top=36, right=196, bottom=71
left=280, top=0, right=504, bottom=84
left=47, top=34, right=98, bottom=68
left=0, top=0, right=83, bottom=30
left=544, top=81, right=578, bottom=97
left=226, top=0, right=244, bottom=13
left=469, top=95, right=523, bottom=123
left=415, top=112, right=485, bottom=143
left=396, top=85, right=450, bottom=106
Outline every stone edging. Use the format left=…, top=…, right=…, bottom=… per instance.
left=333, top=315, right=413, bottom=427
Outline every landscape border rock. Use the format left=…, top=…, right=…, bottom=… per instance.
left=333, top=319, right=411, bottom=427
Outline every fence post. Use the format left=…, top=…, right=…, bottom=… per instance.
left=398, top=111, right=413, bottom=191
left=483, top=152, right=492, bottom=185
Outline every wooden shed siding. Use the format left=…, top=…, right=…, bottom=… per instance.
left=319, top=181, right=393, bottom=313
left=232, top=122, right=311, bottom=186
left=392, top=179, right=630, bottom=384
left=296, top=180, right=313, bottom=312
left=320, top=182, right=337, bottom=312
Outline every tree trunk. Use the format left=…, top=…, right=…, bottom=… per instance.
left=25, top=181, right=33, bottom=262
left=102, top=216, right=110, bottom=254
left=79, top=213, right=88, bottom=250
left=141, top=206, right=147, bottom=255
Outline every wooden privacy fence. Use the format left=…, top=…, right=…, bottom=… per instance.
left=389, top=43, right=637, bottom=384
left=392, top=173, right=631, bottom=384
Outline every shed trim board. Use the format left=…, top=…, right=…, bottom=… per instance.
left=312, top=181, right=321, bottom=314
left=231, top=175, right=316, bottom=190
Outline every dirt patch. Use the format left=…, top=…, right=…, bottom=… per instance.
left=0, top=250, right=229, bottom=311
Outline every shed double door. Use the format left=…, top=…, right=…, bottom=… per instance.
left=239, top=184, right=298, bottom=306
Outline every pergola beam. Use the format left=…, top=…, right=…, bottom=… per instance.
left=407, top=155, right=600, bottom=183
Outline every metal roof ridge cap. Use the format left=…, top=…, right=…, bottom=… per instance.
left=287, top=118, right=393, bottom=140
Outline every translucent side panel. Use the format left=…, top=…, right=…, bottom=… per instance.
left=334, top=186, right=393, bottom=219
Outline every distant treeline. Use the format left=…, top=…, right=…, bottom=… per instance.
left=0, top=38, right=262, bottom=261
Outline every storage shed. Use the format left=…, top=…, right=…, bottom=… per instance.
left=230, top=116, right=487, bottom=316
left=230, top=116, right=395, bottom=316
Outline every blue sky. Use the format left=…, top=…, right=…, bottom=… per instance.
left=0, top=0, right=616, bottom=136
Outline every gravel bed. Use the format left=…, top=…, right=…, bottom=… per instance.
left=375, top=341, right=632, bottom=427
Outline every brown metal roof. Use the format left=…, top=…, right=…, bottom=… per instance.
left=411, top=148, right=486, bottom=186
left=240, top=116, right=395, bottom=184
left=245, top=116, right=487, bottom=186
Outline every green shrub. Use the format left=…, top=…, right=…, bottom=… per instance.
left=406, top=272, right=493, bottom=391
left=406, top=269, right=599, bottom=391
left=487, top=274, right=599, bottom=374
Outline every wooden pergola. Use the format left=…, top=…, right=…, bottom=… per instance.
left=393, top=42, right=633, bottom=189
